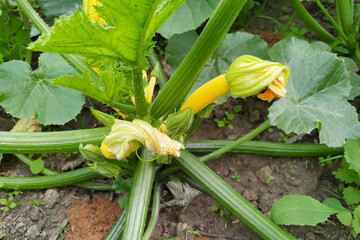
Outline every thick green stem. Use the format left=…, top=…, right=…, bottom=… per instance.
left=336, top=0, right=354, bottom=36
left=174, top=151, right=294, bottom=240
left=288, top=0, right=336, bottom=43
left=0, top=127, right=109, bottom=154
left=15, top=0, right=102, bottom=86
left=104, top=210, right=127, bottom=240
left=133, top=66, right=149, bottom=117
left=1, top=126, right=344, bottom=157
left=314, top=0, right=350, bottom=44
left=142, top=182, right=162, bottom=240
left=0, top=166, right=98, bottom=190
left=151, top=0, right=247, bottom=118
left=121, top=150, right=156, bottom=240
left=186, top=140, right=343, bottom=157
left=15, top=154, right=113, bottom=190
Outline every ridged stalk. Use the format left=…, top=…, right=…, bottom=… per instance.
left=121, top=150, right=156, bottom=240
left=142, top=182, right=162, bottom=240
left=0, top=127, right=109, bottom=154
left=0, top=167, right=98, bottom=190
left=336, top=0, right=354, bottom=35
left=151, top=0, right=247, bottom=118
left=175, top=150, right=294, bottom=240
left=104, top=210, right=127, bottom=240
left=15, top=154, right=113, bottom=190
left=289, top=0, right=335, bottom=43
left=186, top=140, right=343, bottom=157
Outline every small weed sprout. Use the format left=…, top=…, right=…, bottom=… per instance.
left=211, top=204, right=232, bottom=228
left=0, top=191, right=23, bottom=212
left=231, top=171, right=241, bottom=182
left=278, top=132, right=294, bottom=143
left=213, top=105, right=240, bottom=129
left=265, top=171, right=274, bottom=183
left=0, top=233, right=6, bottom=239
left=28, top=197, right=45, bottom=208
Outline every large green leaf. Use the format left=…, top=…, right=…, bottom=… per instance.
left=268, top=37, right=360, bottom=147
left=35, top=0, right=82, bottom=22
left=158, top=0, right=219, bottom=39
left=29, top=0, right=184, bottom=66
left=271, top=195, right=341, bottom=225
left=0, top=53, right=84, bottom=125
left=166, top=31, right=268, bottom=103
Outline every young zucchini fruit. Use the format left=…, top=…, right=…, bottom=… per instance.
left=181, top=55, right=290, bottom=114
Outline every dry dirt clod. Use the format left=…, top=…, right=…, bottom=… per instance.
left=43, top=189, right=60, bottom=209
left=255, top=165, right=273, bottom=184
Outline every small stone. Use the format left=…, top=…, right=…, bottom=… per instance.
left=242, top=189, right=258, bottom=201
left=28, top=208, right=42, bottom=221
left=40, top=231, right=47, bottom=238
left=43, top=189, right=60, bottom=209
left=258, top=193, right=273, bottom=212
left=25, top=225, right=41, bottom=240
left=15, top=221, right=25, bottom=231
left=256, top=165, right=273, bottom=184
left=227, top=134, right=238, bottom=140
left=305, top=232, right=316, bottom=240
left=289, top=177, right=301, bottom=186
left=176, top=222, right=190, bottom=239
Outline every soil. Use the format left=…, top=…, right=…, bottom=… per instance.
left=0, top=1, right=356, bottom=240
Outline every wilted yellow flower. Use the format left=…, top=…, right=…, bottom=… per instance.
left=181, top=55, right=290, bottom=113
left=101, top=119, right=184, bottom=160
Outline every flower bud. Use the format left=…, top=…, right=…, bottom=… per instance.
left=101, top=119, right=184, bottom=160
left=225, top=55, right=290, bottom=101
left=79, top=144, right=121, bottom=178
left=161, top=106, right=194, bottom=137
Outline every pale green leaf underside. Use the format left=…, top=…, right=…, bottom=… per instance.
left=270, top=195, right=342, bottom=226
left=52, top=70, right=131, bottom=107
left=30, top=0, right=184, bottom=66
left=268, top=37, right=360, bottom=147
left=0, top=53, right=84, bottom=125
left=158, top=0, right=219, bottom=39
left=166, top=31, right=269, bottom=104
left=344, top=138, right=360, bottom=176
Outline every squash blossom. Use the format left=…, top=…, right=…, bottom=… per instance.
left=181, top=55, right=290, bottom=113
left=101, top=119, right=185, bottom=160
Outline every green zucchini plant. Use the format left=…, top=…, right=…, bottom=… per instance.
left=1, top=0, right=360, bottom=239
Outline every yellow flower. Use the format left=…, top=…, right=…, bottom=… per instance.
left=226, top=55, right=289, bottom=102
left=101, top=119, right=184, bottom=159
left=181, top=55, right=290, bottom=113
